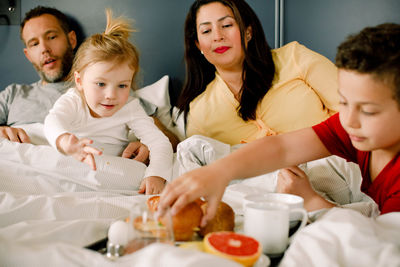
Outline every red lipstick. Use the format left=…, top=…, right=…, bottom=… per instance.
left=214, top=46, right=230, bottom=54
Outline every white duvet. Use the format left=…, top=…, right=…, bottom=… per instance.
left=0, top=129, right=399, bottom=267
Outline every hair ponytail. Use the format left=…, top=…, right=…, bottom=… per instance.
left=103, top=9, right=135, bottom=40
left=69, top=9, right=140, bottom=89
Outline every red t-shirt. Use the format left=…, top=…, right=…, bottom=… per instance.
left=312, top=113, right=400, bottom=214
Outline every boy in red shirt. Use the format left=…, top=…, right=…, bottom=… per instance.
left=159, top=23, right=400, bottom=225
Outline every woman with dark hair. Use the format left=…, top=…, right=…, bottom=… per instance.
left=177, top=0, right=339, bottom=146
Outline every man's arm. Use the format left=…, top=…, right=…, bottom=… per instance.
left=0, top=86, right=31, bottom=143
left=0, top=126, right=30, bottom=143
left=121, top=141, right=150, bottom=164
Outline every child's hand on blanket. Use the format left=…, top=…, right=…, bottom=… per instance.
left=56, top=133, right=103, bottom=170
left=276, top=166, right=335, bottom=211
left=138, top=176, right=166, bottom=195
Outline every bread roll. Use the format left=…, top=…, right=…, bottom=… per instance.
left=199, top=201, right=235, bottom=237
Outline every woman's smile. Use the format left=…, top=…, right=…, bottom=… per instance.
left=214, top=46, right=230, bottom=54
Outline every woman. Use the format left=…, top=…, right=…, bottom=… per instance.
left=177, top=0, right=339, bottom=145
left=172, top=0, right=378, bottom=218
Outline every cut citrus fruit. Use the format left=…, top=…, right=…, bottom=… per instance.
left=204, top=231, right=262, bottom=267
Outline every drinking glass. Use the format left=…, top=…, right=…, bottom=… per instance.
left=123, top=200, right=175, bottom=254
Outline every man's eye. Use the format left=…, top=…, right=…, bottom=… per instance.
left=29, top=42, right=39, bottom=47
left=222, top=24, right=232, bottom=28
left=49, top=35, right=57, bottom=40
left=201, top=29, right=211, bottom=34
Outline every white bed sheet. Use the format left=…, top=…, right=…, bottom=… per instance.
left=0, top=129, right=399, bottom=267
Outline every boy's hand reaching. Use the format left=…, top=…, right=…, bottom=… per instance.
left=56, top=133, right=102, bottom=170
left=138, top=176, right=166, bottom=195
left=158, top=164, right=231, bottom=227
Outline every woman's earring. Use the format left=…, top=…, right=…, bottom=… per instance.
left=201, top=50, right=204, bottom=55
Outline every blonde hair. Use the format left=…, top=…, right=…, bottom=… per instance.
left=69, top=9, right=139, bottom=89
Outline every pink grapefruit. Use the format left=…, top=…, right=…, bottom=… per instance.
left=204, top=231, right=262, bottom=267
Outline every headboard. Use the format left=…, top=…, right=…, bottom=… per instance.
left=0, top=0, right=275, bottom=106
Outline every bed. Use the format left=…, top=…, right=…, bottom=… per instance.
left=1, top=76, right=399, bottom=267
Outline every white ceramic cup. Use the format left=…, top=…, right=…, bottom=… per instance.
left=243, top=193, right=304, bottom=227
left=243, top=202, right=307, bottom=256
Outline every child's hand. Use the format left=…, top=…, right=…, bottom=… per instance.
left=56, top=133, right=102, bottom=170
left=276, top=166, right=315, bottom=198
left=276, top=166, right=335, bottom=211
left=138, top=176, right=166, bottom=195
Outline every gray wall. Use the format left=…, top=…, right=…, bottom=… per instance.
left=1, top=0, right=400, bottom=102
left=283, top=0, right=400, bottom=62
left=0, top=0, right=275, bottom=104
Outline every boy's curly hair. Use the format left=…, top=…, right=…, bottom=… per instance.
left=336, top=23, right=400, bottom=106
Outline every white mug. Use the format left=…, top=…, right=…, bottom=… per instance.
left=243, top=202, right=307, bottom=256
left=243, top=193, right=304, bottom=227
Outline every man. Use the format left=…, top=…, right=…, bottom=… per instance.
left=0, top=6, right=75, bottom=143
left=0, top=6, right=151, bottom=160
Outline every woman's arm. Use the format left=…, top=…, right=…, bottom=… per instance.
left=295, top=42, right=340, bottom=115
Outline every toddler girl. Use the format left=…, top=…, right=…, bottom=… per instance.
left=44, top=10, right=173, bottom=195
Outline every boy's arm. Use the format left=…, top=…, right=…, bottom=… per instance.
left=159, top=127, right=331, bottom=226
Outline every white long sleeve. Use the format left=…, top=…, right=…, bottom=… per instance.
left=44, top=88, right=173, bottom=181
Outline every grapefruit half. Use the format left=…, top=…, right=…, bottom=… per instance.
left=204, top=231, right=262, bottom=267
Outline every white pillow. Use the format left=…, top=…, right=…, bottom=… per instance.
left=134, top=75, right=186, bottom=141
left=135, top=75, right=171, bottom=126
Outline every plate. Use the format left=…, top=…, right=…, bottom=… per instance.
left=255, top=254, right=271, bottom=267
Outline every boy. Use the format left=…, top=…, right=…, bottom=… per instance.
left=159, top=23, right=400, bottom=226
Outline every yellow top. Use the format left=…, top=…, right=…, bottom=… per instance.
left=186, top=41, right=339, bottom=145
